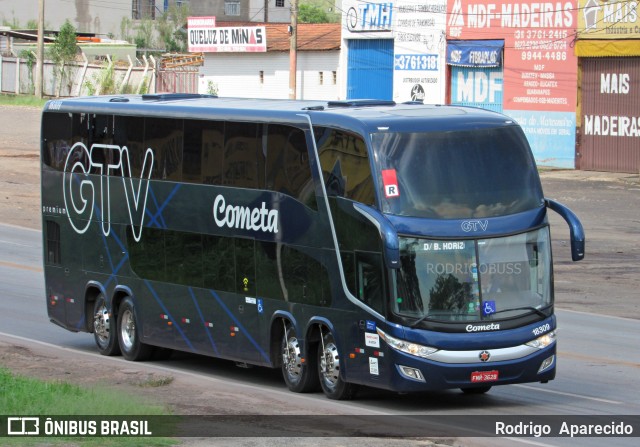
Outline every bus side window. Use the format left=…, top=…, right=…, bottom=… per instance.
left=201, top=121, right=225, bottom=185
left=183, top=120, right=204, bottom=184
left=265, top=124, right=317, bottom=209
left=42, top=112, right=72, bottom=171
left=114, top=116, right=144, bottom=178
left=202, top=235, right=236, bottom=293
left=144, top=118, right=184, bottom=181
left=255, top=241, right=285, bottom=301
left=315, top=127, right=375, bottom=206
left=45, top=220, right=61, bottom=265
left=165, top=231, right=204, bottom=287
left=223, top=122, right=262, bottom=189
left=356, top=252, right=385, bottom=314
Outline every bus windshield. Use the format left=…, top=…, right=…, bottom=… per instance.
left=393, top=228, right=552, bottom=323
left=372, top=127, right=544, bottom=219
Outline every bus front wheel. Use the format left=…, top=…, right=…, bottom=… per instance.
left=281, top=325, right=319, bottom=392
left=93, top=294, right=120, bottom=356
left=117, top=297, right=153, bottom=361
left=318, top=331, right=358, bottom=400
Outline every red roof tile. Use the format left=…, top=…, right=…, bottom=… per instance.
left=216, top=22, right=341, bottom=52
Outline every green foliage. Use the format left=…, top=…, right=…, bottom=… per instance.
left=206, top=80, right=219, bottom=96
left=0, top=367, right=167, bottom=415
left=157, top=3, right=190, bottom=53
left=49, top=20, right=78, bottom=66
left=0, top=94, right=48, bottom=108
left=134, top=19, right=155, bottom=50
left=19, top=50, right=37, bottom=94
left=299, top=1, right=340, bottom=23
left=84, top=61, right=137, bottom=95
left=120, top=16, right=134, bottom=42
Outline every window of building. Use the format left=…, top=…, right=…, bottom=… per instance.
left=276, top=0, right=285, bottom=7
left=225, top=1, right=241, bottom=16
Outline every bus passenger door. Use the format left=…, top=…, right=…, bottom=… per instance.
left=232, top=238, right=267, bottom=364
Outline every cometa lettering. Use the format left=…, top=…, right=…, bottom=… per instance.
left=466, top=323, right=500, bottom=332
left=213, top=194, right=279, bottom=233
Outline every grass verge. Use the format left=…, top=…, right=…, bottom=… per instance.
left=0, top=367, right=177, bottom=446
left=0, top=94, right=48, bottom=108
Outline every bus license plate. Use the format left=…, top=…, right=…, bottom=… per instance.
left=471, top=370, right=499, bottom=383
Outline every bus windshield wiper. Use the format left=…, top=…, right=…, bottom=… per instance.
left=488, top=307, right=548, bottom=318
left=409, top=314, right=431, bottom=328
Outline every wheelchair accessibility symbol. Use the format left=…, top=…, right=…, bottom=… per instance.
left=257, top=299, right=263, bottom=314
left=483, top=300, right=496, bottom=316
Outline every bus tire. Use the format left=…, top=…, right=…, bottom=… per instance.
left=461, top=386, right=492, bottom=395
left=92, top=293, right=120, bottom=356
left=117, top=296, right=153, bottom=361
left=318, top=331, right=358, bottom=400
left=281, top=325, right=319, bottom=393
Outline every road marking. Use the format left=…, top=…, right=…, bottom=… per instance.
left=0, top=238, right=38, bottom=248
left=514, top=384, right=622, bottom=405
left=0, top=260, right=42, bottom=272
left=559, top=350, right=640, bottom=369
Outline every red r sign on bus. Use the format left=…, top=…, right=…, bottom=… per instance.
left=382, top=169, right=400, bottom=198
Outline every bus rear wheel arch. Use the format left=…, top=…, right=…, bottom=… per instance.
left=280, top=320, right=319, bottom=393
left=318, top=328, right=358, bottom=400
left=117, top=296, right=153, bottom=361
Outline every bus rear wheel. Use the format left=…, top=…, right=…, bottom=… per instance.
left=281, top=325, right=319, bottom=393
left=117, top=297, right=153, bottom=361
left=93, top=293, right=120, bottom=356
left=318, top=331, right=358, bottom=400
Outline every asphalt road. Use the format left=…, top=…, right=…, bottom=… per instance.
left=0, top=223, right=638, bottom=447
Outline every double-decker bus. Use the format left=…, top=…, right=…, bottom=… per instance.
left=41, top=95, right=584, bottom=399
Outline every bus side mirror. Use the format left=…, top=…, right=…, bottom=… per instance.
left=353, top=203, right=400, bottom=269
left=545, top=198, right=585, bottom=261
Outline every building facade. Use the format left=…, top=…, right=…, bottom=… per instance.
left=575, top=0, right=640, bottom=173
left=340, top=0, right=579, bottom=169
left=0, top=1, right=290, bottom=38
left=197, top=22, right=341, bottom=100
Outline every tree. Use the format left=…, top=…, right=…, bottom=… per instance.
left=48, top=20, right=78, bottom=97
left=299, top=1, right=340, bottom=23
left=157, top=3, right=190, bottom=53
left=49, top=20, right=78, bottom=66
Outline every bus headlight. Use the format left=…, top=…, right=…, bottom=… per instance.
left=525, top=331, right=556, bottom=349
left=377, top=328, right=438, bottom=358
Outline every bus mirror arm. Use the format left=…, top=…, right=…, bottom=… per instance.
left=353, top=203, right=400, bottom=269
left=545, top=198, right=585, bottom=261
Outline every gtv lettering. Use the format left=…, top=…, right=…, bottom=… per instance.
left=63, top=143, right=154, bottom=242
left=461, top=219, right=489, bottom=232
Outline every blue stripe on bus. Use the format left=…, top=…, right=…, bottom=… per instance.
left=188, top=287, right=219, bottom=355
left=146, top=184, right=181, bottom=229
left=208, top=289, right=270, bottom=363
left=144, top=280, right=196, bottom=352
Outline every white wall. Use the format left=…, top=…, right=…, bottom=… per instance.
left=198, top=51, right=341, bottom=100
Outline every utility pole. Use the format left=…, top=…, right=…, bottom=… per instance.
left=289, top=0, right=298, bottom=99
left=36, top=0, right=45, bottom=98
left=264, top=0, right=269, bottom=23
